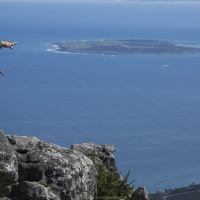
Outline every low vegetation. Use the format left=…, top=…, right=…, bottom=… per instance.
left=91, top=153, right=137, bottom=200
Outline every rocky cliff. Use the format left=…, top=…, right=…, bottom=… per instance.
left=0, top=129, right=149, bottom=200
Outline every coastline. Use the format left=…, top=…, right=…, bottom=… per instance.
left=47, top=39, right=200, bottom=56
left=149, top=183, right=200, bottom=200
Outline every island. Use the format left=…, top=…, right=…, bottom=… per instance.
left=50, top=39, right=200, bottom=55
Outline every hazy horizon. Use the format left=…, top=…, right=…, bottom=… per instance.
left=0, top=0, right=199, bottom=3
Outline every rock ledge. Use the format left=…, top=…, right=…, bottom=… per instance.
left=0, top=129, right=149, bottom=200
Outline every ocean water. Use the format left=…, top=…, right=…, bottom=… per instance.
left=1, top=2, right=200, bottom=192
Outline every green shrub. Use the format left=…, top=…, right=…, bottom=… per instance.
left=92, top=154, right=135, bottom=200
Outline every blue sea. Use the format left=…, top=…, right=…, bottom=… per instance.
left=1, top=2, right=200, bottom=193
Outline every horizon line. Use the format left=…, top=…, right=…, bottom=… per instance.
left=0, top=0, right=200, bottom=3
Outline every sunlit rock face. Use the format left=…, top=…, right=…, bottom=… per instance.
left=0, top=129, right=150, bottom=200
left=0, top=129, right=18, bottom=198
left=0, top=130, right=97, bottom=200
left=71, top=143, right=117, bottom=172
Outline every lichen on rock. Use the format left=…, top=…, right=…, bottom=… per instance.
left=0, top=129, right=149, bottom=200
left=0, top=130, right=97, bottom=200
left=0, top=129, right=18, bottom=198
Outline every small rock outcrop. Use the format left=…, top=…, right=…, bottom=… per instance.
left=71, top=143, right=117, bottom=172
left=0, top=129, right=149, bottom=200
left=132, top=187, right=149, bottom=200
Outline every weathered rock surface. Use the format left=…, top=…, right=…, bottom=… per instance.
left=0, top=129, right=149, bottom=200
left=0, top=129, right=97, bottom=200
left=132, top=187, right=149, bottom=200
left=71, top=143, right=117, bottom=172
left=0, top=129, right=18, bottom=198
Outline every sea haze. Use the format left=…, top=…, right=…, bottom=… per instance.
left=0, top=2, right=200, bottom=192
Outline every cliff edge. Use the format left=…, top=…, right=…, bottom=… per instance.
left=0, top=129, right=149, bottom=200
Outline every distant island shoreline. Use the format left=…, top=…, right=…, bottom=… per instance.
left=49, top=39, right=200, bottom=55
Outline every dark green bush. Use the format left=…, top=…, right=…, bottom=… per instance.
left=93, top=159, right=134, bottom=200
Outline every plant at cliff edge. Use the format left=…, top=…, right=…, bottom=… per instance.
left=91, top=153, right=135, bottom=199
